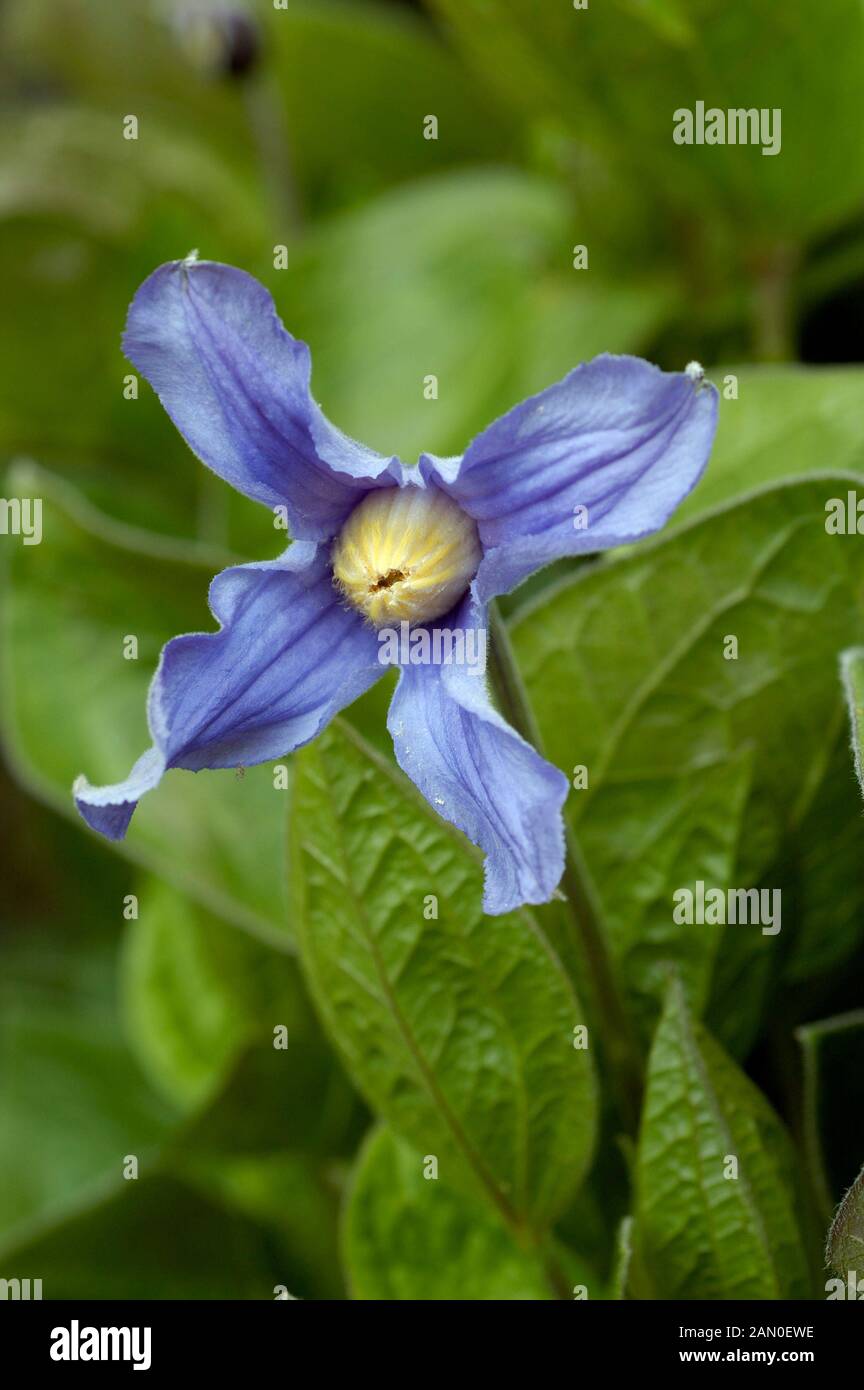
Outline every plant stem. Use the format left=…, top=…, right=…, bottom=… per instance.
left=487, top=603, right=643, bottom=1133
left=244, top=68, right=302, bottom=243
left=750, top=243, right=799, bottom=362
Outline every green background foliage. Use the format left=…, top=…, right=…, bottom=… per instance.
left=1, top=0, right=863, bottom=1299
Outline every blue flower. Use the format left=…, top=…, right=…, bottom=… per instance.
left=74, top=259, right=718, bottom=914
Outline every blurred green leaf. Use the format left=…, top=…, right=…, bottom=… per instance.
left=122, top=876, right=322, bottom=1111
left=177, top=1151, right=346, bottom=1300
left=263, top=0, right=519, bottom=210
left=0, top=461, right=290, bottom=944
left=512, top=476, right=864, bottom=1037
left=0, top=879, right=175, bottom=1242
left=0, top=107, right=268, bottom=540
left=175, top=1043, right=365, bottom=1163
left=290, top=719, right=596, bottom=1230
left=635, top=978, right=809, bottom=1299
left=840, top=646, right=864, bottom=800
left=121, top=875, right=367, bottom=1159
left=344, top=1124, right=587, bottom=1300
left=0, top=1174, right=289, bottom=1300
left=3, top=0, right=517, bottom=215
left=280, top=169, right=676, bottom=462
left=781, top=731, right=864, bottom=989
left=2, top=0, right=258, bottom=169
left=432, top=0, right=864, bottom=244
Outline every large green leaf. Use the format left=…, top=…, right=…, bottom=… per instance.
left=512, top=475, right=864, bottom=1037
left=289, top=720, right=596, bottom=1230
left=431, top=0, right=864, bottom=244
left=344, top=1125, right=590, bottom=1300
left=0, top=462, right=294, bottom=942
left=635, top=979, right=810, bottom=1299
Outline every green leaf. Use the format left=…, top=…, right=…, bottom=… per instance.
left=2, top=0, right=260, bottom=174
left=344, top=1125, right=582, bottom=1300
left=121, top=876, right=321, bottom=1110
left=512, top=475, right=864, bottom=1037
left=635, top=978, right=810, bottom=1299
left=0, top=462, right=291, bottom=944
left=0, top=106, right=269, bottom=543
left=782, top=730, right=864, bottom=986
left=673, top=368, right=864, bottom=530
left=174, top=1044, right=366, bottom=1164
left=798, top=1012, right=864, bottom=1220
left=5, top=0, right=514, bottom=216
left=610, top=1215, right=634, bottom=1300
left=0, top=1175, right=290, bottom=1300
left=826, top=1158, right=864, bottom=1284
left=265, top=0, right=518, bottom=210
left=279, top=169, right=675, bottom=463
left=432, top=0, right=864, bottom=244
left=840, top=647, right=864, bottom=800
left=289, top=720, right=596, bottom=1229
left=176, top=1152, right=347, bottom=1300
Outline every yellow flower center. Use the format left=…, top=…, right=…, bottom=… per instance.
left=331, top=486, right=481, bottom=627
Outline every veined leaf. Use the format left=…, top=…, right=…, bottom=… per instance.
left=512, top=475, right=864, bottom=1037
left=344, top=1125, right=588, bottom=1300
left=289, top=720, right=596, bottom=1229
left=635, top=978, right=810, bottom=1299
left=826, top=1159, right=864, bottom=1284
left=673, top=368, right=864, bottom=530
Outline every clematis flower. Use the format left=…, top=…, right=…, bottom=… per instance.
left=73, top=259, right=718, bottom=914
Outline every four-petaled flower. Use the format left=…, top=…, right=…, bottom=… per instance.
left=74, top=260, right=718, bottom=913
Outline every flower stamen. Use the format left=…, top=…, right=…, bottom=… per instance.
left=370, top=568, right=407, bottom=592
left=332, top=486, right=481, bottom=627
